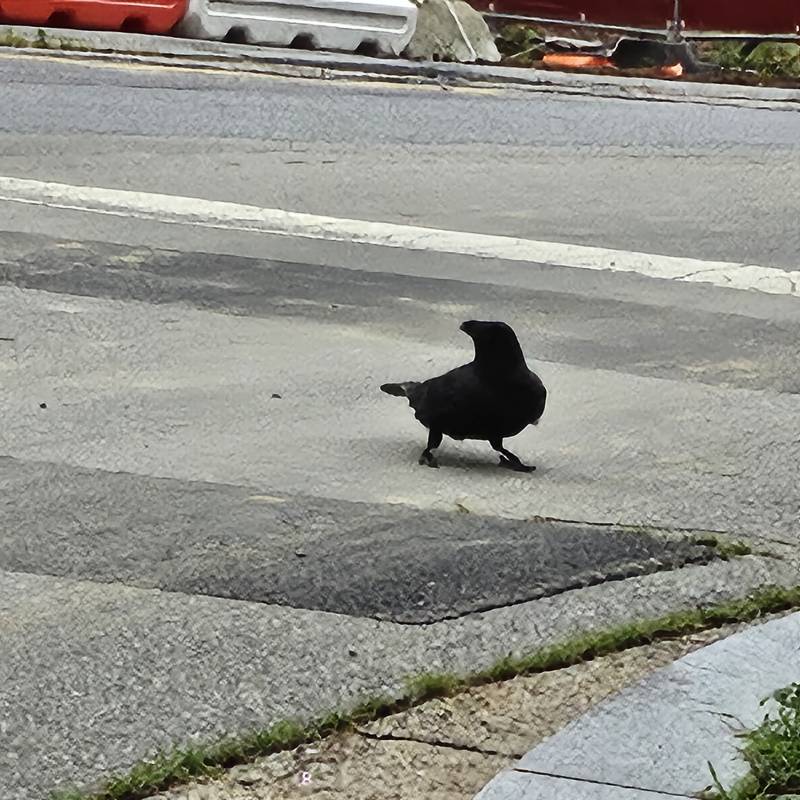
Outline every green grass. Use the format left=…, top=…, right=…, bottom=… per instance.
left=702, top=41, right=800, bottom=79
left=491, top=27, right=800, bottom=83
left=691, top=533, right=754, bottom=560
left=49, top=583, right=800, bottom=800
left=709, top=683, right=800, bottom=800
left=0, top=28, right=30, bottom=48
left=495, top=23, right=545, bottom=67
left=0, top=27, right=88, bottom=52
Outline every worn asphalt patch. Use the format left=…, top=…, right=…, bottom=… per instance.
left=3, top=232, right=800, bottom=394
left=2, top=458, right=718, bottom=623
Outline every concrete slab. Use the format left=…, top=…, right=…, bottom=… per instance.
left=404, top=0, right=501, bottom=64
left=512, top=612, right=800, bottom=796
left=475, top=770, right=694, bottom=799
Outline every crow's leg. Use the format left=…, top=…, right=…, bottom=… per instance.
left=419, top=429, right=443, bottom=468
left=490, top=438, right=536, bottom=472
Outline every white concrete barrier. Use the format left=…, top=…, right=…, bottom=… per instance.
left=176, top=0, right=418, bottom=56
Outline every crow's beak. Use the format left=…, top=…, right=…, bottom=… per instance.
left=460, top=320, right=477, bottom=336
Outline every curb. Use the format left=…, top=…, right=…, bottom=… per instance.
left=2, top=24, right=800, bottom=109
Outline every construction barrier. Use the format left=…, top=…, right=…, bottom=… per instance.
left=0, top=0, right=796, bottom=60
left=683, top=0, right=800, bottom=35
left=0, top=0, right=188, bottom=35
left=176, top=0, right=418, bottom=56
left=475, top=0, right=800, bottom=36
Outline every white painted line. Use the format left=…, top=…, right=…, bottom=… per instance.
left=1, top=175, right=798, bottom=298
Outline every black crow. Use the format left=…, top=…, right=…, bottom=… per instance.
left=381, top=320, right=546, bottom=471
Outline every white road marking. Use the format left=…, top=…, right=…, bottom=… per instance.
left=1, top=175, right=798, bottom=298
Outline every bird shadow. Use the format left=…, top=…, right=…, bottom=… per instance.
left=435, top=452, right=543, bottom=476
left=363, top=436, right=542, bottom=476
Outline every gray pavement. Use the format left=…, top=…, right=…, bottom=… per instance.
left=2, top=237, right=799, bottom=539
left=1, top=52, right=799, bottom=799
left=475, top=610, right=800, bottom=799
left=0, top=231, right=798, bottom=797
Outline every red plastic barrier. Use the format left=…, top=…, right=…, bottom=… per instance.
left=683, top=1, right=800, bottom=35
left=477, top=0, right=800, bottom=36
left=473, top=1, right=675, bottom=27
left=0, top=0, right=188, bottom=35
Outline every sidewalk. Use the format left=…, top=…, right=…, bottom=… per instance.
left=475, top=610, right=800, bottom=799
left=113, top=611, right=800, bottom=800
left=2, top=24, right=800, bottom=110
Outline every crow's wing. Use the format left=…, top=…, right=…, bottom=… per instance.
left=407, top=364, right=501, bottom=437
left=523, top=370, right=547, bottom=425
left=411, top=364, right=548, bottom=438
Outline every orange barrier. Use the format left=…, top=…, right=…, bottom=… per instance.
left=543, top=51, right=685, bottom=77
left=659, top=62, right=683, bottom=77
left=543, top=53, right=614, bottom=68
left=0, top=1, right=188, bottom=35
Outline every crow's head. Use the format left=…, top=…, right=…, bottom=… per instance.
left=460, top=320, right=525, bottom=369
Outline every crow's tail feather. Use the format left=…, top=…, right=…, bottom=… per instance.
left=380, top=381, right=418, bottom=398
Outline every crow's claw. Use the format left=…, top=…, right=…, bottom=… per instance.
left=499, top=455, right=536, bottom=473
left=419, top=452, right=439, bottom=468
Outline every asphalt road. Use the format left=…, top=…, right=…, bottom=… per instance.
left=2, top=53, right=800, bottom=265
left=1, top=53, right=799, bottom=799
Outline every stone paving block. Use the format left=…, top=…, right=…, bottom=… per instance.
left=515, top=613, right=800, bottom=796
left=475, top=770, right=694, bottom=799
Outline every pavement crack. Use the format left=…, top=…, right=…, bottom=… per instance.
left=526, top=515, right=731, bottom=537
left=512, top=767, right=696, bottom=797
left=387, top=550, right=718, bottom=626
left=671, top=267, right=734, bottom=284
left=357, top=730, right=522, bottom=759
